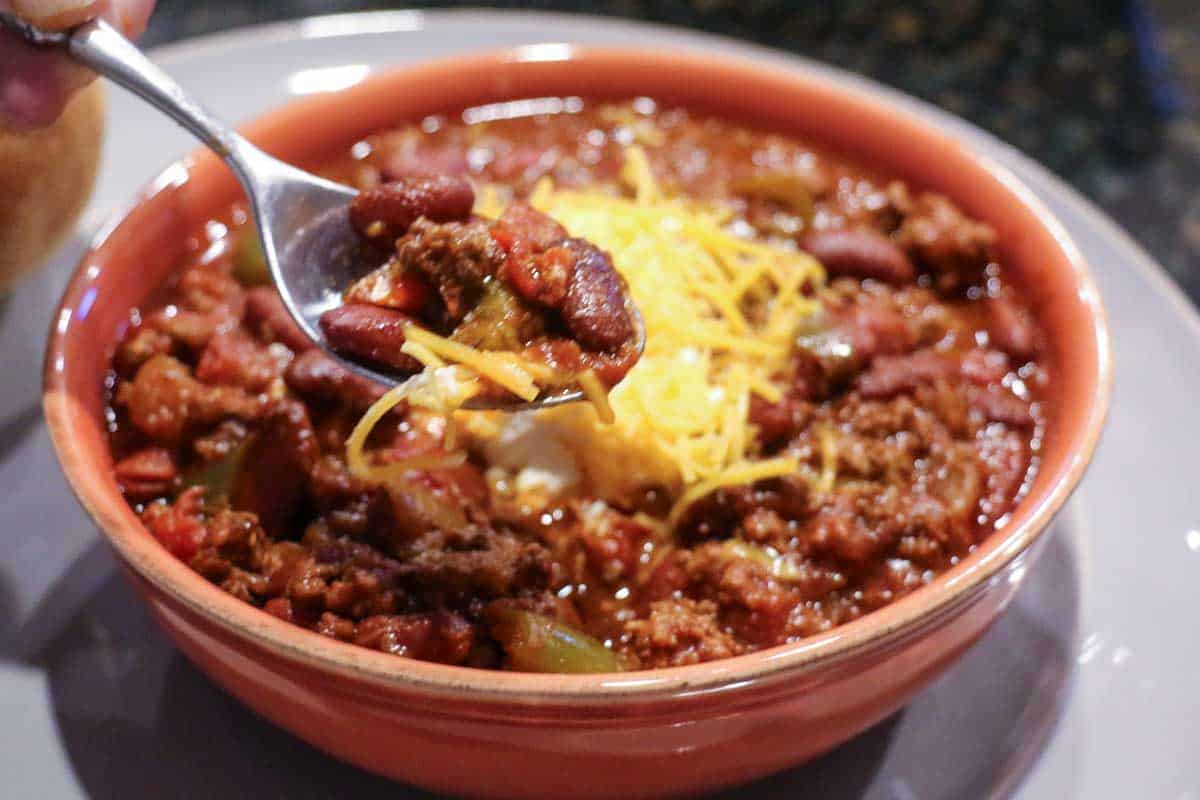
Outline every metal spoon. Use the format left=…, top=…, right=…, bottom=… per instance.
left=1, top=14, right=644, bottom=410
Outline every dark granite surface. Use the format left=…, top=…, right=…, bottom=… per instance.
left=142, top=0, right=1200, bottom=305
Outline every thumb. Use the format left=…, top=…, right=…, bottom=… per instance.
left=9, top=1, right=109, bottom=30
left=0, top=0, right=154, bottom=130
left=109, top=0, right=153, bottom=38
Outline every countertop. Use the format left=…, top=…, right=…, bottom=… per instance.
left=142, top=0, right=1200, bottom=304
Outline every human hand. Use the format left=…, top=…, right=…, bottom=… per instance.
left=0, top=0, right=155, bottom=129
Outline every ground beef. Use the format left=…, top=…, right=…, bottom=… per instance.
left=395, top=217, right=505, bottom=322
left=889, top=182, right=997, bottom=291
left=145, top=266, right=245, bottom=350
left=196, top=328, right=290, bottom=391
left=396, top=528, right=554, bottom=599
left=116, top=354, right=264, bottom=444
left=625, top=599, right=745, bottom=668
left=114, top=326, right=173, bottom=376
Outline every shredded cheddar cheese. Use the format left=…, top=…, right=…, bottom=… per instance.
left=346, top=368, right=475, bottom=485
left=815, top=424, right=840, bottom=495
left=402, top=325, right=540, bottom=402
left=576, top=370, right=615, bottom=425
left=667, top=457, right=801, bottom=527
left=400, top=339, right=446, bottom=369
left=470, top=146, right=826, bottom=506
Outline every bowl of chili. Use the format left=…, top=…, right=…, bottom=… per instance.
left=44, top=46, right=1110, bottom=798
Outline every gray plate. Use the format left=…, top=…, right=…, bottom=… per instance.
left=1, top=10, right=1196, bottom=799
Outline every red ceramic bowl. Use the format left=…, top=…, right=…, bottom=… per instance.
left=44, top=47, right=1110, bottom=799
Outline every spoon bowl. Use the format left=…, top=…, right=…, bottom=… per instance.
left=275, top=202, right=646, bottom=408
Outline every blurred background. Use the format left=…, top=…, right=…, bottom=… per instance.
left=139, top=0, right=1200, bottom=303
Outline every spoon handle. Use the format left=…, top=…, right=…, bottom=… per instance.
left=1, top=14, right=259, bottom=174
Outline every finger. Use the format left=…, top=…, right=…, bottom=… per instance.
left=0, top=0, right=153, bottom=130
left=108, top=0, right=152, bottom=37
left=0, top=32, right=73, bottom=128
left=11, top=0, right=108, bottom=30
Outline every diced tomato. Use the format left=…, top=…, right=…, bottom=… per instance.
left=388, top=272, right=431, bottom=313
left=142, top=486, right=208, bottom=561
left=489, top=226, right=517, bottom=252
left=114, top=447, right=178, bottom=500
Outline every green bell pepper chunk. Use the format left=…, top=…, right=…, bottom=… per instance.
left=489, top=608, right=622, bottom=674
left=181, top=435, right=255, bottom=504
left=732, top=172, right=816, bottom=223
left=232, top=226, right=270, bottom=287
left=723, top=539, right=806, bottom=583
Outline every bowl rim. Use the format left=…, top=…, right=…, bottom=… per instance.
left=43, top=44, right=1112, bottom=707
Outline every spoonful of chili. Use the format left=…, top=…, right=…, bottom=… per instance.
left=1, top=15, right=645, bottom=410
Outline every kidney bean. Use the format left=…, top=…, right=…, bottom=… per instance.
left=264, top=597, right=295, bottom=623
left=245, top=287, right=313, bottom=353
left=561, top=239, right=634, bottom=352
left=495, top=202, right=569, bottom=251
left=965, top=385, right=1035, bottom=427
left=318, top=303, right=422, bottom=372
left=114, top=447, right=178, bottom=500
left=828, top=298, right=916, bottom=361
left=802, top=228, right=916, bottom=285
left=233, top=400, right=320, bottom=536
left=959, top=347, right=1011, bottom=386
left=285, top=349, right=387, bottom=409
left=349, top=176, right=475, bottom=247
left=855, top=349, right=958, bottom=398
left=748, top=395, right=811, bottom=445
left=985, top=296, right=1040, bottom=361
left=354, top=611, right=474, bottom=664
